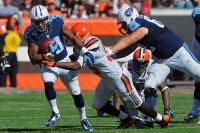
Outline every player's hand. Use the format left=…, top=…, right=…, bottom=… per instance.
left=0, top=56, right=10, bottom=74
left=83, top=52, right=95, bottom=66
left=42, top=53, right=54, bottom=62
left=48, top=42, right=58, bottom=54
left=42, top=60, right=56, bottom=67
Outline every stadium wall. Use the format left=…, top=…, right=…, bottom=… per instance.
left=0, top=11, right=195, bottom=90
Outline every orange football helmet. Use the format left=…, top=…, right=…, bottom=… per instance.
left=71, top=23, right=92, bottom=42
left=133, top=48, right=151, bottom=73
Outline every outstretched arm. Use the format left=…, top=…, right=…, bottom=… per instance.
left=110, top=27, right=148, bottom=53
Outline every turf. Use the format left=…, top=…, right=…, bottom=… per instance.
left=0, top=90, right=199, bottom=133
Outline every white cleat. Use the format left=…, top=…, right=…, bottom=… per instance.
left=46, top=111, right=60, bottom=127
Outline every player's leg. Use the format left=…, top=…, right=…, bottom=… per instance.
left=41, top=65, right=60, bottom=127
left=184, top=81, right=200, bottom=123
left=60, top=70, right=93, bottom=131
left=182, top=42, right=200, bottom=122
left=116, top=74, right=169, bottom=128
left=168, top=45, right=200, bottom=122
left=92, top=80, right=142, bottom=129
left=144, top=63, right=170, bottom=112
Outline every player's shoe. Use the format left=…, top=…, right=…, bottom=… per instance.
left=118, top=116, right=153, bottom=129
left=156, top=115, right=170, bottom=128
left=184, top=113, right=198, bottom=123
left=81, top=119, right=93, bottom=132
left=134, top=116, right=154, bottom=129
left=46, top=111, right=60, bottom=127
left=117, top=116, right=135, bottom=129
left=96, top=109, right=104, bottom=117
left=164, top=109, right=175, bottom=119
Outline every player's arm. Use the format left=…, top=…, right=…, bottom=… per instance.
left=62, top=25, right=84, bottom=50
left=157, top=83, right=174, bottom=118
left=62, top=25, right=95, bottom=66
left=110, top=27, right=148, bottom=53
left=28, top=43, right=43, bottom=65
left=111, top=45, right=138, bottom=59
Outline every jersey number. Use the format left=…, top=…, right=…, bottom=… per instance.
left=143, top=16, right=164, bottom=28
left=54, top=36, right=64, bottom=54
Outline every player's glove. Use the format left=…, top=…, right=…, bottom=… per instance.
left=83, top=52, right=95, bottom=66
left=42, top=60, right=56, bottom=67
left=42, top=53, right=54, bottom=62
left=49, top=42, right=58, bottom=54
left=80, top=47, right=95, bottom=66
left=164, top=109, right=175, bottom=119
left=0, top=56, right=10, bottom=74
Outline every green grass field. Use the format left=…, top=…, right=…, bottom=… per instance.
left=0, top=90, right=200, bottom=133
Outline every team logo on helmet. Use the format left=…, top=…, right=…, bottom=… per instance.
left=125, top=7, right=133, bottom=17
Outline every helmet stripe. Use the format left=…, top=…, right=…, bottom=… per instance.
left=39, top=6, right=43, bottom=16
left=139, top=48, right=144, bottom=61
left=35, top=7, right=37, bottom=17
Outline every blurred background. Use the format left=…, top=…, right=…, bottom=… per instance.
left=0, top=0, right=197, bottom=90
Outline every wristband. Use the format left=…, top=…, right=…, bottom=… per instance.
left=76, top=55, right=84, bottom=67
left=80, top=47, right=88, bottom=55
left=160, top=86, right=168, bottom=92
left=107, top=49, right=113, bottom=55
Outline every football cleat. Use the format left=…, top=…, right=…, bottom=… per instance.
left=184, top=113, right=198, bottom=123
left=164, top=109, right=175, bottom=119
left=117, top=116, right=135, bottom=129
left=96, top=109, right=104, bottom=117
left=134, top=116, right=154, bottom=129
left=156, top=115, right=170, bottom=128
left=81, top=119, right=93, bottom=132
left=46, top=111, right=60, bottom=127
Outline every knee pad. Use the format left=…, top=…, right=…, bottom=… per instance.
left=72, top=94, right=85, bottom=108
left=144, top=88, right=157, bottom=98
left=44, top=82, right=56, bottom=100
left=194, top=81, right=200, bottom=100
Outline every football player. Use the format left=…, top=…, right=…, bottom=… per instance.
left=42, top=22, right=170, bottom=129
left=184, top=6, right=200, bottom=123
left=121, top=48, right=173, bottom=118
left=107, top=6, right=200, bottom=122
left=0, top=23, right=10, bottom=74
left=99, top=47, right=174, bottom=119
left=23, top=5, right=93, bottom=131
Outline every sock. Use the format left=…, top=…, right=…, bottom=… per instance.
left=154, top=113, right=163, bottom=122
left=78, top=106, right=87, bottom=121
left=49, top=99, right=59, bottom=114
left=117, top=111, right=128, bottom=120
left=190, top=99, right=200, bottom=115
left=145, top=96, right=157, bottom=109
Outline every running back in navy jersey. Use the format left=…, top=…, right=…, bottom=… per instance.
left=128, top=15, right=184, bottom=59
left=24, top=14, right=68, bottom=61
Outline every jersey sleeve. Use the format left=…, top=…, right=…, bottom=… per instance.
left=128, top=17, right=142, bottom=32
left=49, top=14, right=64, bottom=27
left=24, top=27, right=35, bottom=44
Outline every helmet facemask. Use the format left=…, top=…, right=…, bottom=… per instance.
left=31, top=16, right=49, bottom=33
left=133, top=59, right=149, bottom=74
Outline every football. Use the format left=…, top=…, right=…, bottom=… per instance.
left=38, top=38, right=56, bottom=54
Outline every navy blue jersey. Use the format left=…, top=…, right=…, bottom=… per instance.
left=24, top=14, right=67, bottom=61
left=128, top=15, right=184, bottom=59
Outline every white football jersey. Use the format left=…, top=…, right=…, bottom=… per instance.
left=75, top=36, right=123, bottom=81
left=121, top=59, right=153, bottom=91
